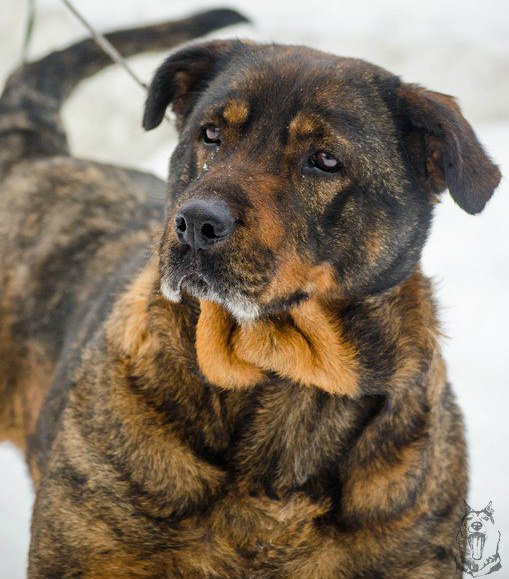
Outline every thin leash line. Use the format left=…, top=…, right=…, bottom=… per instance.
left=60, top=0, right=172, bottom=123
left=61, top=0, right=149, bottom=91
left=21, top=0, right=172, bottom=121
left=21, top=0, right=36, bottom=65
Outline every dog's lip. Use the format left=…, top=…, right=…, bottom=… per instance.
left=181, top=272, right=210, bottom=294
left=160, top=271, right=210, bottom=302
left=160, top=275, right=185, bottom=302
left=175, top=273, right=189, bottom=294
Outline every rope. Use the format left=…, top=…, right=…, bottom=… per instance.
left=60, top=0, right=172, bottom=124
left=61, top=0, right=148, bottom=91
left=21, top=0, right=37, bottom=64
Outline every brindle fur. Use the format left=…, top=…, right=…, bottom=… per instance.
left=0, top=15, right=501, bottom=579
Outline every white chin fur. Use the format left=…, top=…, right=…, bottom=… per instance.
left=223, top=296, right=261, bottom=324
left=160, top=279, right=181, bottom=303
left=160, top=278, right=260, bottom=323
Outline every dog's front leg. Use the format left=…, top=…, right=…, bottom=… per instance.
left=28, top=374, right=228, bottom=578
left=28, top=445, right=222, bottom=579
left=29, top=482, right=164, bottom=579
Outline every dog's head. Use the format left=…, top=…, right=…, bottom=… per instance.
left=144, top=41, right=500, bottom=321
left=462, top=502, right=497, bottom=563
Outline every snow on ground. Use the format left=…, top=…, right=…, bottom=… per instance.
left=0, top=0, right=508, bottom=577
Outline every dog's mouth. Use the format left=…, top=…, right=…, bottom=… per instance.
left=468, top=532, right=486, bottom=561
left=160, top=271, right=210, bottom=302
left=159, top=241, right=318, bottom=322
left=160, top=266, right=262, bottom=323
left=178, top=272, right=212, bottom=299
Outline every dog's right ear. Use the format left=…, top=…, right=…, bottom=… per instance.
left=396, top=83, right=501, bottom=214
left=143, top=40, right=245, bottom=131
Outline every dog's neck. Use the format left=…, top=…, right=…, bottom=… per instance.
left=107, top=258, right=438, bottom=401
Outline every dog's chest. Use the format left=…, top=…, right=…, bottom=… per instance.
left=139, top=384, right=372, bottom=573
left=201, top=381, right=375, bottom=498
left=159, top=487, right=339, bottom=576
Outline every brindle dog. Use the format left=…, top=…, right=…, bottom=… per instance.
left=0, top=9, right=501, bottom=578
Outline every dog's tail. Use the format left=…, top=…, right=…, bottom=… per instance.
left=0, top=8, right=248, bottom=176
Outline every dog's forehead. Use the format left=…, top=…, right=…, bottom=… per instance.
left=205, top=45, right=396, bottom=127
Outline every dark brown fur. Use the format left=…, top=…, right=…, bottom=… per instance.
left=0, top=17, right=501, bottom=579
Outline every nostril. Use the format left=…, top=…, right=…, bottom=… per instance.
left=201, top=223, right=218, bottom=240
left=174, top=200, right=234, bottom=250
left=175, top=216, right=187, bottom=233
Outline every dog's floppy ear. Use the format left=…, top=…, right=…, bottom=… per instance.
left=396, top=84, right=501, bottom=214
left=143, top=40, right=245, bottom=131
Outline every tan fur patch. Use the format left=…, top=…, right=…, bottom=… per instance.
left=196, top=296, right=359, bottom=396
left=195, top=300, right=265, bottom=389
left=222, top=100, right=249, bottom=126
left=0, top=342, right=52, bottom=455
left=343, top=438, right=426, bottom=517
left=261, top=255, right=338, bottom=305
left=242, top=171, right=287, bottom=250
left=105, top=258, right=160, bottom=360
left=391, top=272, right=440, bottom=389
left=364, top=232, right=386, bottom=265
left=289, top=113, right=319, bottom=140
left=234, top=297, right=359, bottom=395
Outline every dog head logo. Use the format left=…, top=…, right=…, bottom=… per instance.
left=456, top=501, right=502, bottom=577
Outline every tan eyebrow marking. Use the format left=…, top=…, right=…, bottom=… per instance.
left=222, top=100, right=250, bottom=126
left=288, top=112, right=320, bottom=139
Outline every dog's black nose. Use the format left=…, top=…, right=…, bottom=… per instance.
left=471, top=522, right=483, bottom=531
left=174, top=199, right=235, bottom=251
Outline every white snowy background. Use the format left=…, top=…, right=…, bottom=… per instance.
left=0, top=0, right=507, bottom=576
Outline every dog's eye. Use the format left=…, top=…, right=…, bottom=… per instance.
left=201, top=124, right=221, bottom=145
left=309, top=150, right=343, bottom=173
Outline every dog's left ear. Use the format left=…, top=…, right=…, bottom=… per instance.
left=484, top=501, right=494, bottom=517
left=396, top=84, right=501, bottom=214
left=143, top=39, right=246, bottom=131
